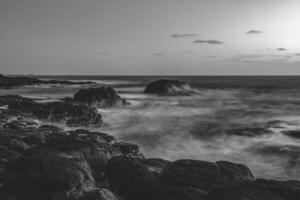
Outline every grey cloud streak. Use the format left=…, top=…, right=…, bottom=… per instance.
left=193, top=40, right=223, bottom=45
left=246, top=30, right=263, bottom=34
left=171, top=34, right=198, bottom=38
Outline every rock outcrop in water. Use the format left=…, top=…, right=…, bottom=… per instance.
left=0, top=74, right=94, bottom=88
left=72, top=86, right=126, bottom=108
left=0, top=95, right=102, bottom=127
left=0, top=95, right=300, bottom=200
left=144, top=79, right=194, bottom=95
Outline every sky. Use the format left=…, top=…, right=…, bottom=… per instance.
left=0, top=0, right=300, bottom=75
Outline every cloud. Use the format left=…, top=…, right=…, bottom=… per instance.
left=226, top=53, right=293, bottom=64
left=193, top=40, right=223, bottom=45
left=171, top=34, right=198, bottom=38
left=246, top=30, right=263, bottom=34
left=295, top=53, right=300, bottom=56
left=277, top=48, right=287, bottom=51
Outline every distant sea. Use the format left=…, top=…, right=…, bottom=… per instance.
left=2, top=75, right=300, bottom=180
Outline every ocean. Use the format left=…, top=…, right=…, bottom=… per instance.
left=1, top=76, right=300, bottom=180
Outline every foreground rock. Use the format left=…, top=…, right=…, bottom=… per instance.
left=144, top=79, right=194, bottom=95
left=0, top=74, right=94, bottom=88
left=0, top=127, right=141, bottom=200
left=72, top=86, right=126, bottom=108
left=106, top=156, right=206, bottom=200
left=0, top=95, right=102, bottom=127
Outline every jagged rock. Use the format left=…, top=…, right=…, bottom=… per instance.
left=144, top=79, right=194, bottom=95
left=0, top=74, right=94, bottom=88
left=161, top=159, right=255, bottom=193
left=106, top=156, right=206, bottom=200
left=72, top=86, right=126, bottom=108
left=68, top=129, right=116, bottom=144
left=0, top=95, right=102, bottom=127
left=112, top=142, right=143, bottom=158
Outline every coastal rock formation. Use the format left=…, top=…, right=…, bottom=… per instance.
left=144, top=79, right=194, bottom=95
left=0, top=95, right=102, bottom=127
left=72, top=86, right=126, bottom=108
left=0, top=96, right=300, bottom=200
left=0, top=74, right=94, bottom=88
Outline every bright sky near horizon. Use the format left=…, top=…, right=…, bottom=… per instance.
left=1, top=0, right=300, bottom=75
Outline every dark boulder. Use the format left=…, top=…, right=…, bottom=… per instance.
left=106, top=156, right=206, bottom=200
left=73, top=86, right=126, bottom=108
left=4, top=148, right=95, bottom=200
left=144, top=79, right=194, bottom=95
left=161, top=159, right=255, bottom=192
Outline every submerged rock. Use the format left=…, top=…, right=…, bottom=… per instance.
left=72, top=86, right=126, bottom=108
left=144, top=79, right=194, bottom=95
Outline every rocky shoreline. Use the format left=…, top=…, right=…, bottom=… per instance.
left=0, top=74, right=95, bottom=89
left=0, top=77, right=299, bottom=200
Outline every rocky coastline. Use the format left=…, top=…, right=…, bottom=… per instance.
left=0, top=77, right=299, bottom=200
left=0, top=74, right=95, bottom=89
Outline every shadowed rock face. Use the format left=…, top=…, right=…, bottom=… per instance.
left=73, top=86, right=126, bottom=108
left=0, top=74, right=94, bottom=88
left=0, top=95, right=102, bottom=127
left=1, top=127, right=142, bottom=200
left=144, top=79, right=194, bottom=95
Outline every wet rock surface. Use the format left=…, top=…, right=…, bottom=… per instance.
left=144, top=79, right=194, bottom=95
